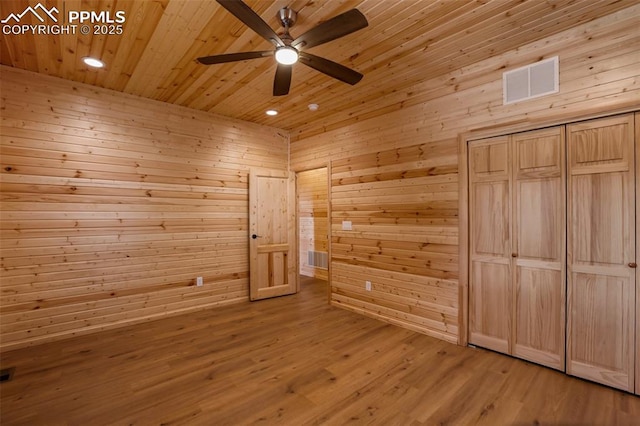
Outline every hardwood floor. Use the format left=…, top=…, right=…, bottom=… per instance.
left=1, top=277, right=639, bottom=425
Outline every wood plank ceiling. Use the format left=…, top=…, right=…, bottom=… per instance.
left=1, top=0, right=636, bottom=140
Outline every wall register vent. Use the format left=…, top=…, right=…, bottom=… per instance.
left=503, top=56, right=559, bottom=105
left=308, top=251, right=328, bottom=269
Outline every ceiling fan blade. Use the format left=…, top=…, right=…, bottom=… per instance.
left=197, top=51, right=272, bottom=65
left=217, top=0, right=284, bottom=47
left=298, top=52, right=363, bottom=86
left=292, top=9, right=368, bottom=50
left=273, top=64, right=292, bottom=96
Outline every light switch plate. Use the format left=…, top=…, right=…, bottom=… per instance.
left=342, top=220, right=352, bottom=231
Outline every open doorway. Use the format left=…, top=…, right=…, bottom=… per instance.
left=296, top=168, right=329, bottom=284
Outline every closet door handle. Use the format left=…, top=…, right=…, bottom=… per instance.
left=629, top=262, right=638, bottom=268
left=511, top=253, right=518, bottom=258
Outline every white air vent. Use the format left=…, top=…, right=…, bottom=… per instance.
left=503, top=56, right=559, bottom=105
left=307, top=250, right=328, bottom=269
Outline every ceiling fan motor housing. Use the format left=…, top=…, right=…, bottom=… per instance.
left=278, top=8, right=297, bottom=31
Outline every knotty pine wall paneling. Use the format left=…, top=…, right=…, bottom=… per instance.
left=297, top=168, right=328, bottom=281
left=291, top=6, right=640, bottom=344
left=0, top=66, right=288, bottom=352
left=330, top=142, right=460, bottom=344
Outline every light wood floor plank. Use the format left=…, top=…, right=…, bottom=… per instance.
left=1, top=277, right=638, bottom=425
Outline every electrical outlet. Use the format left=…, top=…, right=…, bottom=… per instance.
left=365, top=280, right=372, bottom=291
left=196, top=276, right=203, bottom=287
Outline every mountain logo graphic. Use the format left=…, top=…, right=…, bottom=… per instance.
left=1, top=3, right=59, bottom=24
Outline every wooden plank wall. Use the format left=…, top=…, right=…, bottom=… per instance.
left=297, top=168, right=328, bottom=280
left=290, top=7, right=640, bottom=344
left=0, top=66, right=289, bottom=352
left=331, top=144, right=460, bottom=343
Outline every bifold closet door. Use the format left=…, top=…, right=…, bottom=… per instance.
left=468, top=136, right=511, bottom=354
left=511, top=128, right=566, bottom=370
left=469, top=128, right=566, bottom=370
left=567, top=114, right=636, bottom=392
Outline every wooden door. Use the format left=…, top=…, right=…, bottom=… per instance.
left=567, top=114, right=636, bottom=392
left=511, top=127, right=566, bottom=370
left=249, top=168, right=298, bottom=301
left=636, top=112, right=640, bottom=396
left=468, top=136, right=511, bottom=354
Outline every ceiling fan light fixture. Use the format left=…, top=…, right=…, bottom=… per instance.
left=275, top=46, right=298, bottom=65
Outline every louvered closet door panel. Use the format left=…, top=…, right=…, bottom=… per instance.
left=468, top=137, right=511, bottom=353
left=512, top=127, right=566, bottom=370
left=567, top=114, right=636, bottom=392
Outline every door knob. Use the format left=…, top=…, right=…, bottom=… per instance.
left=629, top=262, right=638, bottom=268
left=251, top=234, right=262, bottom=239
left=512, top=253, right=518, bottom=258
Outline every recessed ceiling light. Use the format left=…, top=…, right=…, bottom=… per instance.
left=266, top=109, right=278, bottom=116
left=82, top=57, right=104, bottom=68
left=308, top=103, right=319, bottom=111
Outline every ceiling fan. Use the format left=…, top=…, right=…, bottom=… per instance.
left=197, top=0, right=368, bottom=96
